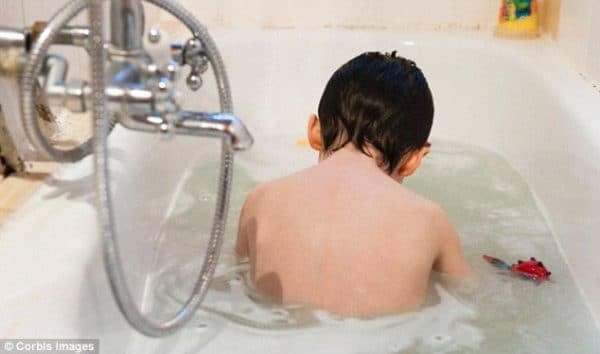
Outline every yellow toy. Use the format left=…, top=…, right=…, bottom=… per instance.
left=495, top=0, right=540, bottom=38
left=296, top=138, right=309, bottom=147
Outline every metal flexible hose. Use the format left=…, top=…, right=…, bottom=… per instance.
left=89, top=0, right=236, bottom=336
left=21, top=0, right=232, bottom=163
left=20, top=0, right=93, bottom=162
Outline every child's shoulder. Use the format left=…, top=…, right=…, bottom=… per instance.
left=386, top=186, right=454, bottom=246
left=243, top=167, right=312, bottom=206
left=252, top=164, right=318, bottom=193
left=390, top=183, right=445, bottom=218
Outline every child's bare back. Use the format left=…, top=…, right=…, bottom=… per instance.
left=235, top=52, right=470, bottom=316
left=236, top=145, right=469, bottom=316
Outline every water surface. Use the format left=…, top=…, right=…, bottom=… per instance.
left=132, top=138, right=599, bottom=354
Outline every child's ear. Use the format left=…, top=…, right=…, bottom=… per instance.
left=395, top=145, right=430, bottom=178
left=307, top=113, right=323, bottom=151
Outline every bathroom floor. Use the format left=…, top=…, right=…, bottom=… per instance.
left=0, top=163, right=57, bottom=224
left=0, top=111, right=90, bottom=225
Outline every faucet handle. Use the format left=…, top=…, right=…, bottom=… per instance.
left=169, top=37, right=210, bottom=91
left=185, top=69, right=202, bottom=91
left=184, top=38, right=209, bottom=91
left=183, top=38, right=209, bottom=72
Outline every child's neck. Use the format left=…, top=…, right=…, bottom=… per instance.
left=320, top=145, right=398, bottom=179
left=319, top=144, right=404, bottom=183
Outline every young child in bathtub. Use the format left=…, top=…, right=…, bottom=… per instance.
left=235, top=51, right=471, bottom=316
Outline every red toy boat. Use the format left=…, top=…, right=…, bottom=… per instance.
left=482, top=255, right=551, bottom=282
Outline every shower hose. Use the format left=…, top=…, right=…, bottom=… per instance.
left=21, top=0, right=236, bottom=336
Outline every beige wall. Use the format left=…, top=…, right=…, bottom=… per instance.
left=586, top=0, right=600, bottom=83
left=556, top=0, right=590, bottom=72
left=0, top=0, right=598, bottom=82
left=166, top=0, right=498, bottom=30
left=554, top=0, right=600, bottom=83
left=540, top=0, right=562, bottom=39
left=0, top=0, right=501, bottom=30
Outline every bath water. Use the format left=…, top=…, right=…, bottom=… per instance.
left=130, top=138, right=599, bottom=353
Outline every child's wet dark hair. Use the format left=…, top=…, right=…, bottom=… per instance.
left=317, top=51, right=434, bottom=173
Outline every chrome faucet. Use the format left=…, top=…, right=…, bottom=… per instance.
left=0, top=0, right=252, bottom=337
left=0, top=1, right=252, bottom=160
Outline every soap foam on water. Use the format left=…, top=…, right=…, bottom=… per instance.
left=132, top=138, right=599, bottom=354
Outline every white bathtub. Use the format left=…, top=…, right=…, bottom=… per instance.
left=1, top=28, right=600, bottom=352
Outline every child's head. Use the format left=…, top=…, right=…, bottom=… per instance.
left=308, top=51, right=434, bottom=179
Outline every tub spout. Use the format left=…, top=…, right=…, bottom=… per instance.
left=119, top=111, right=254, bottom=151
left=176, top=111, right=253, bottom=151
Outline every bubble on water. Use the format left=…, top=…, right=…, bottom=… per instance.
left=424, top=333, right=452, bottom=348
left=200, top=192, right=215, bottom=202
left=272, top=309, right=288, bottom=317
left=195, top=323, right=209, bottom=332
left=388, top=343, right=403, bottom=352
left=493, top=181, right=515, bottom=193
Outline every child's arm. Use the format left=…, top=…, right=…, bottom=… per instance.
left=432, top=208, right=471, bottom=277
left=234, top=198, right=251, bottom=257
left=235, top=186, right=264, bottom=258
